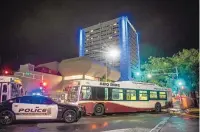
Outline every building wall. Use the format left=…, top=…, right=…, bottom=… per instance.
left=79, top=16, right=140, bottom=81
left=127, top=19, right=140, bottom=79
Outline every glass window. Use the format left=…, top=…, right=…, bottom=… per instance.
left=11, top=84, right=19, bottom=98
left=112, top=89, right=123, bottom=100
left=150, top=91, right=158, bottom=99
left=42, top=97, right=56, bottom=105
left=3, top=85, right=7, bottom=93
left=19, top=96, right=32, bottom=104
left=159, top=92, right=167, bottom=99
left=81, top=86, right=92, bottom=100
left=2, top=95, right=7, bottom=101
left=105, top=88, right=108, bottom=100
left=7, top=97, right=20, bottom=103
left=68, top=86, right=79, bottom=102
left=21, top=88, right=24, bottom=96
left=139, top=91, right=148, bottom=100
left=96, top=87, right=108, bottom=100
left=32, top=97, right=42, bottom=104
left=126, top=90, right=136, bottom=100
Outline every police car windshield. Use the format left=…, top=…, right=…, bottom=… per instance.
left=68, top=86, right=79, bottom=102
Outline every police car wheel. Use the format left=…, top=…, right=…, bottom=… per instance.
left=63, top=110, right=77, bottom=123
left=0, top=110, right=15, bottom=125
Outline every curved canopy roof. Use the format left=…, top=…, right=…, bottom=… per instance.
left=59, top=57, right=120, bottom=81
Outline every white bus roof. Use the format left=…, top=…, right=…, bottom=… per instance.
left=0, top=76, right=21, bottom=83
left=72, top=80, right=171, bottom=91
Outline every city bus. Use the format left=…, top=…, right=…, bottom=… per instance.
left=64, top=80, right=172, bottom=116
left=0, top=76, right=24, bottom=102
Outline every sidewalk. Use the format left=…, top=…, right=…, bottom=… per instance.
left=184, top=108, right=199, bottom=116
left=168, top=107, right=199, bottom=118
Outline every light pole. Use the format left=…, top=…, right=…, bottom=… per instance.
left=92, top=48, right=120, bottom=82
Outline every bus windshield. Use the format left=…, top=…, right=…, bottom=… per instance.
left=67, top=86, right=79, bottom=102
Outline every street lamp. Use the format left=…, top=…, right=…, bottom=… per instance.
left=147, top=73, right=152, bottom=78
left=176, top=79, right=185, bottom=87
left=107, top=49, right=120, bottom=59
left=105, top=49, right=120, bottom=81
left=136, top=72, right=140, bottom=76
left=178, top=82, right=183, bottom=86
left=92, top=48, right=120, bottom=82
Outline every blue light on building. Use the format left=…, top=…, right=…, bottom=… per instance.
left=136, top=32, right=140, bottom=69
left=79, top=29, right=85, bottom=57
left=119, top=16, right=130, bottom=81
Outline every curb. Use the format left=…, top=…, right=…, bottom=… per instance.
left=169, top=112, right=199, bottom=118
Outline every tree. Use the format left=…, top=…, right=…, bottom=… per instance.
left=100, top=75, right=113, bottom=82
left=137, top=49, right=199, bottom=93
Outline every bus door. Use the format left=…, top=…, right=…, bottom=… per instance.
left=0, top=83, right=9, bottom=102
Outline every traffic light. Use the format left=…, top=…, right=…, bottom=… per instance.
left=39, top=81, right=48, bottom=95
left=42, top=82, right=47, bottom=87
left=4, top=70, right=9, bottom=75
left=40, top=81, right=48, bottom=88
left=2, top=70, right=13, bottom=75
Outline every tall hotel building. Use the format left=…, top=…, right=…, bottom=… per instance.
left=79, top=16, right=140, bottom=81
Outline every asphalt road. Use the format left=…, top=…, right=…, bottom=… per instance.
left=0, top=112, right=198, bottom=132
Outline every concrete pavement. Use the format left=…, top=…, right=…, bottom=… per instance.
left=0, top=112, right=199, bottom=132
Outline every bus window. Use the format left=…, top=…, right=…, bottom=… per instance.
left=112, top=89, right=123, bottom=100
left=150, top=91, right=158, bottom=99
left=95, top=87, right=108, bottom=100
left=11, top=84, right=18, bottom=98
left=139, top=91, right=148, bottom=100
left=105, top=88, right=108, bottom=100
left=159, top=92, right=167, bottom=99
left=2, top=95, right=7, bottom=101
left=81, top=86, right=92, bottom=100
left=126, top=90, right=136, bottom=100
left=3, top=85, right=7, bottom=93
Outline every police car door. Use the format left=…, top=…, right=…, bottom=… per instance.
left=40, top=97, right=58, bottom=119
left=29, top=96, right=55, bottom=120
left=12, top=96, right=36, bottom=120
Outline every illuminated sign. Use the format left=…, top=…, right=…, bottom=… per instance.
left=100, top=82, right=120, bottom=87
left=64, top=75, right=83, bottom=80
left=85, top=75, right=96, bottom=80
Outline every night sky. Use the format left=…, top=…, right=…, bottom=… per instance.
left=0, top=0, right=198, bottom=69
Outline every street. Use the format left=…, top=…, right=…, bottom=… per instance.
left=0, top=112, right=198, bottom=132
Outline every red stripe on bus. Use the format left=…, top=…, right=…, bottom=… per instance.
left=79, top=102, right=154, bottom=114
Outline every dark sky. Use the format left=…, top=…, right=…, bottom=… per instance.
left=0, top=0, right=198, bottom=69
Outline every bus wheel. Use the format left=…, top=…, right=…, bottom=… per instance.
left=0, top=110, right=15, bottom=125
left=94, top=104, right=105, bottom=116
left=155, top=102, right=161, bottom=113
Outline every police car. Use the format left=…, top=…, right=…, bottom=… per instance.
left=0, top=96, right=83, bottom=125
